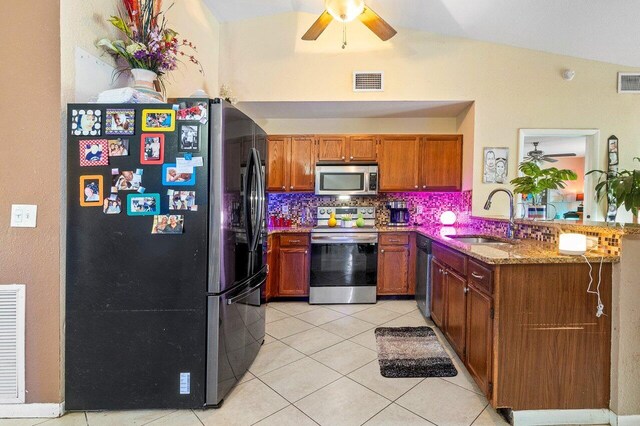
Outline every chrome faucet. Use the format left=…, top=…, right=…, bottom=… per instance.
left=484, top=189, right=516, bottom=239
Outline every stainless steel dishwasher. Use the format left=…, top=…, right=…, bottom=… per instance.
left=415, top=234, right=432, bottom=317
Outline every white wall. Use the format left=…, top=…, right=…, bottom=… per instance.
left=219, top=12, right=640, bottom=218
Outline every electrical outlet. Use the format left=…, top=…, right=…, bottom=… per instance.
left=10, top=205, right=37, bottom=228
left=416, top=205, right=423, bottom=214
left=282, top=205, right=289, bottom=214
left=586, top=236, right=599, bottom=248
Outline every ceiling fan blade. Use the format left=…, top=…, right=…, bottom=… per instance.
left=548, top=153, right=577, bottom=158
left=542, top=157, right=558, bottom=163
left=358, top=6, right=397, bottom=41
left=302, top=11, right=333, bottom=40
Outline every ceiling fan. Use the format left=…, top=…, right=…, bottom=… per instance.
left=523, top=142, right=576, bottom=163
left=302, top=0, right=397, bottom=47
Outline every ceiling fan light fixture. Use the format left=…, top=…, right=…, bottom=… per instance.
left=324, top=0, right=365, bottom=23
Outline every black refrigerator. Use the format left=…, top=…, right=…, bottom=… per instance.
left=65, top=98, right=267, bottom=409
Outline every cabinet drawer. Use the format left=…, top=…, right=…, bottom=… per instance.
left=280, top=234, right=310, bottom=247
left=468, top=259, right=493, bottom=295
left=379, top=233, right=410, bottom=245
left=433, top=243, right=467, bottom=276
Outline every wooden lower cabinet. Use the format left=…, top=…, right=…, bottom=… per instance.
left=465, top=282, right=493, bottom=397
left=430, top=259, right=446, bottom=328
left=377, top=233, right=415, bottom=295
left=267, top=234, right=310, bottom=298
left=430, top=242, right=612, bottom=411
left=444, top=269, right=467, bottom=358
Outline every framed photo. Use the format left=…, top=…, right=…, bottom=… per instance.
left=108, top=139, right=129, bottom=157
left=179, top=124, right=200, bottom=151
left=79, top=139, right=109, bottom=166
left=79, top=175, right=103, bottom=207
left=112, top=170, right=142, bottom=191
left=71, top=109, right=102, bottom=136
left=105, top=109, right=135, bottom=135
left=102, top=195, right=122, bottom=214
left=483, top=147, right=509, bottom=184
left=162, top=164, right=196, bottom=186
left=168, top=190, right=197, bottom=211
left=152, top=214, right=184, bottom=234
left=177, top=101, right=208, bottom=123
left=141, top=109, right=176, bottom=132
left=140, top=134, right=165, bottom=164
left=126, top=193, right=161, bottom=216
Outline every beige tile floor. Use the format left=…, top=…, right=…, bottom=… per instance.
left=0, top=300, right=509, bottom=426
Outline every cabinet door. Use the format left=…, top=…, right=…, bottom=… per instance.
left=420, top=136, right=463, bottom=191
left=378, top=136, right=420, bottom=191
left=266, top=235, right=278, bottom=300
left=348, top=135, right=378, bottom=162
left=267, top=136, right=289, bottom=192
left=445, top=270, right=467, bottom=359
left=289, top=136, right=316, bottom=192
left=377, top=245, right=410, bottom=295
left=430, top=259, right=446, bottom=328
left=278, top=247, right=309, bottom=296
left=466, top=283, right=493, bottom=398
left=317, top=136, right=347, bottom=162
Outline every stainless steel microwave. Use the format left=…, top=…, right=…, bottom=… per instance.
left=315, top=164, right=378, bottom=196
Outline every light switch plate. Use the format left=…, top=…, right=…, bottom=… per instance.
left=281, top=205, right=289, bottom=214
left=10, top=205, right=37, bottom=228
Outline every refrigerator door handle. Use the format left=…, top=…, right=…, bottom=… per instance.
left=226, top=267, right=267, bottom=305
left=250, top=148, right=264, bottom=253
left=243, top=148, right=256, bottom=250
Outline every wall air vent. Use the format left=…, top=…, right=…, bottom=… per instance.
left=0, top=285, right=25, bottom=403
left=618, top=73, right=640, bottom=93
left=353, top=71, right=384, bottom=92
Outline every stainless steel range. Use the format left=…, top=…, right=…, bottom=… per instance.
left=310, top=207, right=378, bottom=304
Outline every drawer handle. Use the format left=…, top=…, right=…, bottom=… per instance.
left=471, top=272, right=485, bottom=280
left=288, top=239, right=301, bottom=243
left=389, top=239, right=400, bottom=243
left=381, top=249, right=385, bottom=253
left=350, top=156, right=354, bottom=160
left=464, top=287, right=469, bottom=294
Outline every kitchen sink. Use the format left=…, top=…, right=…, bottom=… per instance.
left=447, top=236, right=512, bottom=245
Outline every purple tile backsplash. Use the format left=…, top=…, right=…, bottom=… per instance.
left=267, top=191, right=473, bottom=227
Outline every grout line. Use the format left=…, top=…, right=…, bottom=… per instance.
left=191, top=409, right=205, bottom=426
left=84, top=412, right=89, bottom=426
left=140, top=409, right=178, bottom=425
left=469, top=403, right=491, bottom=426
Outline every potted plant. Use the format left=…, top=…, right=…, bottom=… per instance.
left=340, top=214, right=354, bottom=228
left=587, top=157, right=640, bottom=223
left=97, top=0, right=203, bottom=100
left=510, top=161, right=578, bottom=220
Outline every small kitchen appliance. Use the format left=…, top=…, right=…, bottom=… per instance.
left=387, top=201, right=410, bottom=226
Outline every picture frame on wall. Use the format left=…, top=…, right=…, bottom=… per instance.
left=483, top=147, right=509, bottom=184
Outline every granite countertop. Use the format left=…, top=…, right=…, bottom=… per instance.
left=475, top=215, right=640, bottom=235
left=416, top=226, right=619, bottom=265
left=267, top=225, right=618, bottom=264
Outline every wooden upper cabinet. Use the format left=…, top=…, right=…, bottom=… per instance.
left=316, top=136, right=347, bottom=162
left=289, top=136, right=316, bottom=191
left=378, top=135, right=420, bottom=191
left=420, top=135, right=463, bottom=191
left=267, top=136, right=289, bottom=192
left=348, top=135, right=378, bottom=162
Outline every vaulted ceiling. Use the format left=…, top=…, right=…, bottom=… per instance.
left=204, top=0, right=640, bottom=67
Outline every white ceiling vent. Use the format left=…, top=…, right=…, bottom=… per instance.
left=0, top=285, right=25, bottom=403
left=353, top=71, right=384, bottom=92
left=618, top=72, right=640, bottom=93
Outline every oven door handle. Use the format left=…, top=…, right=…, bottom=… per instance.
left=311, top=235, right=378, bottom=244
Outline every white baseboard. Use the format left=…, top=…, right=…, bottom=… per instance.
left=0, top=402, right=64, bottom=418
left=614, top=414, right=640, bottom=426
left=513, top=409, right=611, bottom=425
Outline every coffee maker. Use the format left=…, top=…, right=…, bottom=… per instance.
left=386, top=201, right=410, bottom=226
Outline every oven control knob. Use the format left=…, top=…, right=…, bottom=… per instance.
left=319, top=209, right=326, bottom=215
left=367, top=208, right=373, bottom=214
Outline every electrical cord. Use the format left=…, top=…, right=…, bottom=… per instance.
left=582, top=254, right=605, bottom=318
